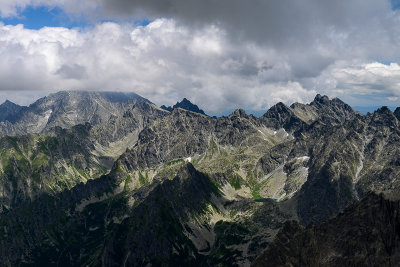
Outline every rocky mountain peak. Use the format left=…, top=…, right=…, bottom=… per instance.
left=375, top=106, right=392, bottom=115
left=261, top=102, right=293, bottom=119
left=1, top=99, right=18, bottom=107
left=161, top=98, right=207, bottom=115
left=230, top=108, right=247, bottom=118
left=371, top=106, right=396, bottom=121
left=313, top=94, right=330, bottom=104
left=308, top=94, right=360, bottom=124
left=310, top=94, right=343, bottom=108
left=180, top=97, right=191, bottom=104
left=369, top=106, right=398, bottom=127
left=310, top=94, right=349, bottom=110
left=269, top=102, right=291, bottom=112
left=260, top=102, right=305, bottom=131
left=0, top=99, right=24, bottom=123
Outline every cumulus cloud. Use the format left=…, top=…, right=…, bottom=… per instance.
left=0, top=20, right=317, bottom=112
left=332, top=62, right=400, bottom=95
left=0, top=0, right=400, bottom=111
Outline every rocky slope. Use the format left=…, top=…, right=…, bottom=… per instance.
left=0, top=91, right=399, bottom=266
left=252, top=192, right=400, bottom=267
left=0, top=126, right=108, bottom=213
left=0, top=163, right=292, bottom=266
left=293, top=106, right=400, bottom=224
left=0, top=92, right=168, bottom=212
left=0, top=100, right=25, bottom=123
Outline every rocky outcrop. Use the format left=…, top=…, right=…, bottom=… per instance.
left=161, top=98, right=207, bottom=115
left=0, top=100, right=25, bottom=123
left=252, top=193, right=400, bottom=267
left=260, top=102, right=306, bottom=133
left=259, top=95, right=360, bottom=134
left=308, top=94, right=360, bottom=124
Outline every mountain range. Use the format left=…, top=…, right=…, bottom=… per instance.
left=0, top=91, right=399, bottom=266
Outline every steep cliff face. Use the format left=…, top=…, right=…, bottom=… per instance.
left=252, top=193, right=400, bottom=267
left=295, top=106, right=400, bottom=224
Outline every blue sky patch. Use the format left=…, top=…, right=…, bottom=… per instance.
left=0, top=6, right=86, bottom=29
left=391, top=0, right=400, bottom=10
left=0, top=5, right=151, bottom=29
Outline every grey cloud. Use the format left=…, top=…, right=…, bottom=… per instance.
left=56, top=64, right=87, bottom=79
left=98, top=0, right=389, bottom=45
left=290, top=53, right=334, bottom=79
left=93, top=0, right=399, bottom=81
left=1, top=1, right=400, bottom=113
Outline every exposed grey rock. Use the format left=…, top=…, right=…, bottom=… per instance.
left=0, top=91, right=399, bottom=266
left=252, top=193, right=400, bottom=267
left=0, top=91, right=152, bottom=135
left=161, top=97, right=207, bottom=115
left=394, top=107, right=400, bottom=121
left=260, top=94, right=360, bottom=133
left=0, top=100, right=25, bottom=123
left=0, top=93, right=168, bottom=212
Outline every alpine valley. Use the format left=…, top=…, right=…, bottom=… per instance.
left=0, top=91, right=399, bottom=266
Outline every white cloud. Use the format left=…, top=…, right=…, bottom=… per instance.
left=331, top=62, right=400, bottom=95
left=0, top=20, right=319, bottom=113
left=1, top=1, right=400, bottom=111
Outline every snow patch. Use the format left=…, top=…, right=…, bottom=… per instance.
left=298, top=156, right=310, bottom=161
left=34, top=109, right=52, bottom=132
